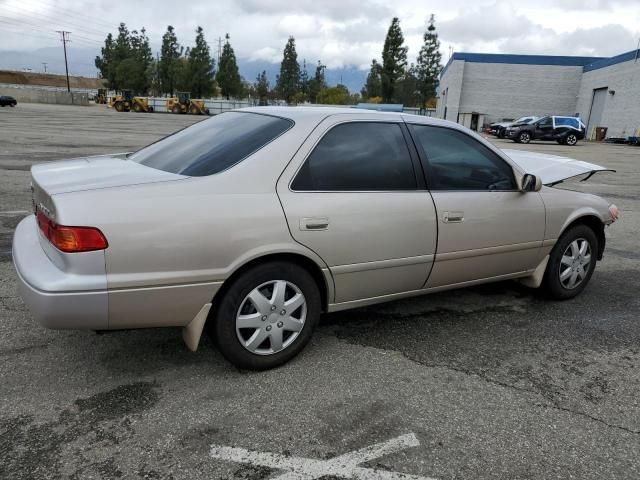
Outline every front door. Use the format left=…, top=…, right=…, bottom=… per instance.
left=277, top=117, right=438, bottom=305
left=408, top=123, right=546, bottom=288
left=534, top=117, right=554, bottom=140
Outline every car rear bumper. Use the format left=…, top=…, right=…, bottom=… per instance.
left=12, top=215, right=108, bottom=329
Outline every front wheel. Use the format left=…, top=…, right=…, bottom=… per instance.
left=211, top=262, right=321, bottom=370
left=542, top=225, right=598, bottom=300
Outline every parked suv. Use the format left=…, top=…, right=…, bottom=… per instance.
left=491, top=116, right=538, bottom=138
left=507, top=116, right=585, bottom=145
left=0, top=95, right=17, bottom=107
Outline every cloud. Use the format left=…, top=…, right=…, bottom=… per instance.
left=0, top=0, right=637, bottom=76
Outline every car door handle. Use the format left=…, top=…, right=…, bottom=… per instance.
left=300, top=217, right=329, bottom=231
left=443, top=211, right=464, bottom=223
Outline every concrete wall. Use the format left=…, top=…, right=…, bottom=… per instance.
left=457, top=62, right=583, bottom=124
left=576, top=60, right=640, bottom=139
left=0, top=85, right=88, bottom=106
left=436, top=60, right=464, bottom=122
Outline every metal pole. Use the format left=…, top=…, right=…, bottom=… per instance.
left=57, top=31, right=71, bottom=92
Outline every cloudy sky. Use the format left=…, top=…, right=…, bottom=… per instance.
left=1, top=0, right=639, bottom=73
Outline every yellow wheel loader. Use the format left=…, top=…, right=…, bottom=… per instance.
left=110, top=90, right=154, bottom=113
left=165, top=92, right=210, bottom=115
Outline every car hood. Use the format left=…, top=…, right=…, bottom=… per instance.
left=502, top=149, right=615, bottom=185
left=31, top=153, right=187, bottom=195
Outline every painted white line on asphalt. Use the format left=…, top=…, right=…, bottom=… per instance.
left=210, top=432, right=436, bottom=480
left=0, top=210, right=30, bottom=216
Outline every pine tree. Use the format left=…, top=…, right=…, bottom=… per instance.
left=216, top=33, right=242, bottom=99
left=276, top=36, right=301, bottom=104
left=416, top=14, right=442, bottom=108
left=95, top=33, right=116, bottom=89
left=96, top=23, right=154, bottom=94
left=299, top=59, right=310, bottom=102
left=159, top=26, right=183, bottom=96
left=361, top=59, right=382, bottom=99
left=255, top=70, right=269, bottom=105
left=307, top=61, right=326, bottom=103
left=381, top=17, right=408, bottom=103
left=187, top=26, right=215, bottom=98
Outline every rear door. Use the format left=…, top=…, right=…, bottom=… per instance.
left=277, top=115, right=437, bottom=306
left=408, top=123, right=546, bottom=288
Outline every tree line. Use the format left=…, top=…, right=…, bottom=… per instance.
left=362, top=15, right=442, bottom=108
left=95, top=17, right=441, bottom=107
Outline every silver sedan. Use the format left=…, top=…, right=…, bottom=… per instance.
left=13, top=107, right=619, bottom=369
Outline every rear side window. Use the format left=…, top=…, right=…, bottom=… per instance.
left=292, top=122, right=416, bottom=191
left=129, top=112, right=292, bottom=176
left=411, top=125, right=516, bottom=191
left=554, top=117, right=580, bottom=129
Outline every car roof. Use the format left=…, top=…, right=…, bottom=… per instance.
left=237, top=105, right=457, bottom=128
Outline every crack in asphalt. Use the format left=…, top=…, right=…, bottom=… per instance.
left=333, top=336, right=640, bottom=437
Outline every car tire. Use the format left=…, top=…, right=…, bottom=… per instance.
left=210, top=262, right=321, bottom=370
left=564, top=133, right=578, bottom=146
left=542, top=224, right=598, bottom=300
left=518, top=131, right=531, bottom=144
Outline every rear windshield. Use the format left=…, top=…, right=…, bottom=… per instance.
left=128, top=112, right=293, bottom=176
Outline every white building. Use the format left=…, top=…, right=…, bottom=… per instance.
left=436, top=49, right=640, bottom=139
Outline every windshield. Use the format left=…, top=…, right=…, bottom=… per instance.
left=514, top=117, right=532, bottom=123
left=129, top=112, right=293, bottom=176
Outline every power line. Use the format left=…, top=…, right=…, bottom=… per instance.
left=1, top=4, right=108, bottom=40
left=0, top=15, right=102, bottom=47
left=28, top=0, right=117, bottom=30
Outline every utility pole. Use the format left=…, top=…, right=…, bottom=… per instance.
left=41, top=62, right=48, bottom=73
left=217, top=36, right=222, bottom=65
left=56, top=30, right=71, bottom=92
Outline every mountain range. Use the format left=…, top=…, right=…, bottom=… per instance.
left=0, top=47, right=367, bottom=94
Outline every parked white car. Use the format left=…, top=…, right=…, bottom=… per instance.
left=13, top=107, right=618, bottom=369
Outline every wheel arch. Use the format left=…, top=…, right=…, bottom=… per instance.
left=210, top=251, right=333, bottom=316
left=559, top=214, right=606, bottom=260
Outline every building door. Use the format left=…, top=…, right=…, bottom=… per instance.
left=470, top=113, right=479, bottom=131
left=587, top=87, right=608, bottom=138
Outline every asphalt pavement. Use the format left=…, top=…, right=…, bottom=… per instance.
left=1, top=103, right=639, bottom=479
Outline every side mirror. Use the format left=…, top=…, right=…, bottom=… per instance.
left=521, top=173, right=542, bottom=192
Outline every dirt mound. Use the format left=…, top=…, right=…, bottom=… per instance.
left=0, top=70, right=105, bottom=89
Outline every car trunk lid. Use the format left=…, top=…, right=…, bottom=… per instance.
left=31, top=153, right=187, bottom=196
left=502, top=149, right=615, bottom=186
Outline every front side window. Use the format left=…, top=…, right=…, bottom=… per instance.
left=411, top=125, right=516, bottom=191
left=292, top=122, right=416, bottom=191
left=129, top=112, right=292, bottom=176
left=537, top=117, right=552, bottom=127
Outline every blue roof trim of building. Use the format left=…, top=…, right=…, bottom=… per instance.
left=441, top=50, right=640, bottom=78
left=583, top=49, right=640, bottom=72
left=440, top=52, right=603, bottom=77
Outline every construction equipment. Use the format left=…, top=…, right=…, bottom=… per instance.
left=95, top=88, right=108, bottom=104
left=109, top=90, right=154, bottom=113
left=165, top=92, right=209, bottom=115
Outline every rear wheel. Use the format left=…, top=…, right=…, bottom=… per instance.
left=542, top=225, right=598, bottom=299
left=132, top=103, right=142, bottom=112
left=564, top=133, right=578, bottom=146
left=172, top=104, right=181, bottom=114
left=189, top=104, right=199, bottom=114
left=518, top=131, right=531, bottom=144
left=211, top=262, right=321, bottom=370
left=114, top=101, right=124, bottom=112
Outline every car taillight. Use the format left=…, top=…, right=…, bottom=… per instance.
left=36, top=209, right=108, bottom=253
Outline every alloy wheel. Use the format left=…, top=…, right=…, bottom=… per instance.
left=566, top=134, right=577, bottom=145
left=559, top=238, right=591, bottom=289
left=235, top=280, right=307, bottom=355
